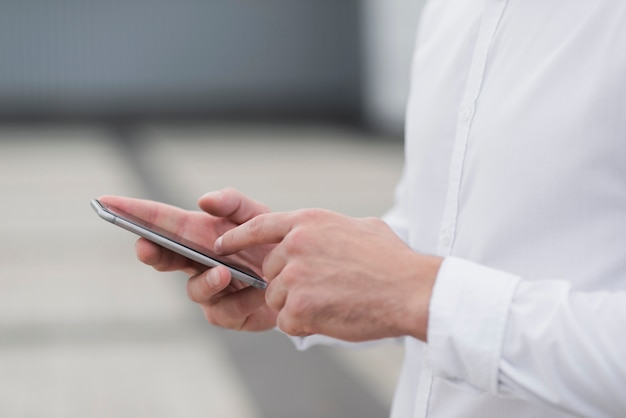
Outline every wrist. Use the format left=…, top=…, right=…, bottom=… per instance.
left=403, top=253, right=442, bottom=341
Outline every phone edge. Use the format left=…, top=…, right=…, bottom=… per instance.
left=91, top=199, right=267, bottom=290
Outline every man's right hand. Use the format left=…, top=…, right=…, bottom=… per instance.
left=98, top=188, right=278, bottom=332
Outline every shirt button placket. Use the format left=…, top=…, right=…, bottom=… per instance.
left=436, top=1, right=507, bottom=258
left=459, top=105, right=474, bottom=123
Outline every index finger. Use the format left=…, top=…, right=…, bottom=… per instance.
left=215, top=212, right=293, bottom=255
left=98, top=195, right=203, bottom=241
left=98, top=195, right=186, bottom=231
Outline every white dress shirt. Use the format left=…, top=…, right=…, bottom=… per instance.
left=296, top=0, right=626, bottom=417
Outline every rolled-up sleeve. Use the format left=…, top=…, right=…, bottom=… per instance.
left=427, top=256, right=626, bottom=418
left=427, top=257, right=520, bottom=392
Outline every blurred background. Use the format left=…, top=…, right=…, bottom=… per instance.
left=0, top=1, right=425, bottom=417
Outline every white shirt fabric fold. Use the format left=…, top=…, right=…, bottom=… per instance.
left=295, top=0, right=626, bottom=417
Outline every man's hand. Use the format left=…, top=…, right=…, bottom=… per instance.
left=98, top=189, right=278, bottom=331
left=214, top=209, right=442, bottom=341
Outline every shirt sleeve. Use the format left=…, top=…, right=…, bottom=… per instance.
left=427, top=257, right=626, bottom=418
left=287, top=332, right=402, bottom=351
left=382, top=166, right=410, bottom=243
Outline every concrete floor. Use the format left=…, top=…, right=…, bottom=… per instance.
left=0, top=123, right=405, bottom=418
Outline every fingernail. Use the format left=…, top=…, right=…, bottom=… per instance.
left=201, top=190, right=223, bottom=200
left=206, top=269, right=222, bottom=288
left=214, top=236, right=223, bottom=254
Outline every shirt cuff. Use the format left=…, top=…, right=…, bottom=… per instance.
left=427, top=257, right=521, bottom=393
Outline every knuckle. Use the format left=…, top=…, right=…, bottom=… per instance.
left=186, top=278, right=196, bottom=302
left=295, top=208, right=326, bottom=222
left=153, top=248, right=181, bottom=272
left=285, top=292, right=312, bottom=319
left=364, top=216, right=392, bottom=233
left=186, top=275, right=205, bottom=303
left=277, top=313, right=301, bottom=336
left=279, top=297, right=317, bottom=337
left=284, top=228, right=310, bottom=253
left=247, top=214, right=266, bottom=237
left=266, top=298, right=282, bottom=314
left=364, top=216, right=384, bottom=227
left=280, top=263, right=301, bottom=287
left=136, top=240, right=161, bottom=267
left=261, top=256, right=272, bottom=277
left=284, top=209, right=335, bottom=252
left=367, top=216, right=382, bottom=225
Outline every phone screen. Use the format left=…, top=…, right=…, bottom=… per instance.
left=94, top=199, right=265, bottom=287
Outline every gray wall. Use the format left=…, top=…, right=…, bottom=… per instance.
left=0, top=1, right=361, bottom=119
left=361, top=0, right=425, bottom=133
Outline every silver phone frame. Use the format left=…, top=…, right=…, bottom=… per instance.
left=91, top=199, right=267, bottom=289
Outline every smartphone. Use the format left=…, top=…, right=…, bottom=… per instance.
left=91, top=199, right=267, bottom=289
